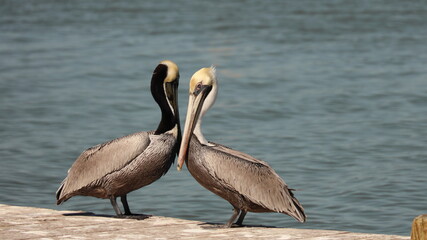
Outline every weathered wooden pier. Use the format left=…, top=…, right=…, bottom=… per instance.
left=0, top=204, right=410, bottom=239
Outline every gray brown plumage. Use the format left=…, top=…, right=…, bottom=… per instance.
left=177, top=67, right=305, bottom=227
left=56, top=60, right=181, bottom=216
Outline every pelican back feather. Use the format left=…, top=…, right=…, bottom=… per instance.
left=198, top=140, right=306, bottom=222
left=56, top=131, right=151, bottom=204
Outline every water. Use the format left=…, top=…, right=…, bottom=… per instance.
left=1, top=0, right=426, bottom=236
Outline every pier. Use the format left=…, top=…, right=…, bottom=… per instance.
left=0, top=204, right=409, bottom=239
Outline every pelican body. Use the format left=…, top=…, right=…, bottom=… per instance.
left=177, top=67, right=305, bottom=227
left=56, top=60, right=181, bottom=216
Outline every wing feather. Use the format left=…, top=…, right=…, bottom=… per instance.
left=206, top=143, right=305, bottom=221
left=57, top=131, right=151, bottom=202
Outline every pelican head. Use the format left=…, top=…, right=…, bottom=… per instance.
left=151, top=60, right=180, bottom=135
left=177, top=66, right=218, bottom=171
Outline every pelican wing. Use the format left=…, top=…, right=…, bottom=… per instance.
left=207, top=143, right=305, bottom=222
left=57, top=131, right=151, bottom=202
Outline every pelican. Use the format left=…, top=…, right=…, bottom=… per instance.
left=177, top=67, right=306, bottom=227
left=56, top=60, right=181, bottom=216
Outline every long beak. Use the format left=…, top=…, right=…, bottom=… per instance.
left=165, top=81, right=181, bottom=138
left=177, top=86, right=211, bottom=171
left=164, top=81, right=179, bottom=122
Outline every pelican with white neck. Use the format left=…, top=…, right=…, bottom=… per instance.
left=177, top=66, right=306, bottom=227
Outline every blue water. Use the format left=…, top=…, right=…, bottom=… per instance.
left=1, top=0, right=426, bottom=236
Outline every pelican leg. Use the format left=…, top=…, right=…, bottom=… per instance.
left=225, top=207, right=240, bottom=228
left=110, top=196, right=123, bottom=216
left=121, top=195, right=132, bottom=215
left=235, top=210, right=247, bottom=226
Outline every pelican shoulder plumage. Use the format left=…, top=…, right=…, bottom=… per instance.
left=177, top=67, right=305, bottom=227
left=56, top=60, right=181, bottom=216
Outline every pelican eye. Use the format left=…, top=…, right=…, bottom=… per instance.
left=194, top=82, right=203, bottom=95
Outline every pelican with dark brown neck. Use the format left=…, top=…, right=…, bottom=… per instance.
left=56, top=60, right=181, bottom=216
